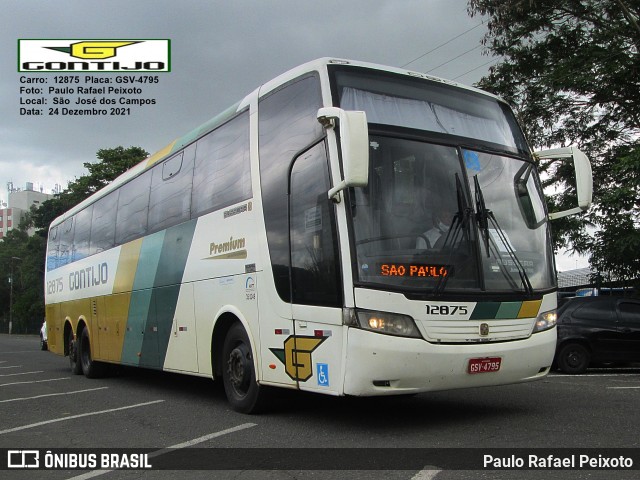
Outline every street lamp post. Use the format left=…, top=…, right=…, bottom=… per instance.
left=9, top=256, right=21, bottom=335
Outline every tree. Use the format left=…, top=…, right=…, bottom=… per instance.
left=467, top=0, right=640, bottom=287
left=0, top=146, right=148, bottom=333
left=32, top=146, right=148, bottom=235
left=0, top=224, right=46, bottom=334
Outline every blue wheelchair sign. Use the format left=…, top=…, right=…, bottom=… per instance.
left=316, top=363, right=329, bottom=387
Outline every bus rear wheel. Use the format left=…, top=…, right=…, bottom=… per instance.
left=79, top=328, right=106, bottom=378
left=69, top=333, right=82, bottom=375
left=222, top=323, right=267, bottom=414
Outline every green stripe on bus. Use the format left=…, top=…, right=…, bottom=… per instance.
left=140, top=220, right=197, bottom=368
left=470, top=302, right=502, bottom=320
left=495, top=302, right=523, bottom=319
left=121, top=230, right=166, bottom=366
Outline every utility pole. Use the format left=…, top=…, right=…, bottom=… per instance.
left=9, top=256, right=21, bottom=335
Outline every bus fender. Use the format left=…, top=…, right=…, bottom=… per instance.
left=211, top=305, right=262, bottom=381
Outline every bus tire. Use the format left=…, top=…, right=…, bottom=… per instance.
left=79, top=328, right=106, bottom=378
left=69, top=333, right=83, bottom=375
left=557, top=342, right=590, bottom=374
left=222, top=323, right=267, bottom=414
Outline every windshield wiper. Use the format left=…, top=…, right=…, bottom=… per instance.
left=473, top=175, right=534, bottom=296
left=433, top=174, right=472, bottom=296
left=474, top=175, right=491, bottom=257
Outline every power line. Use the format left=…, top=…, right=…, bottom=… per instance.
left=425, top=44, right=483, bottom=74
left=401, top=21, right=486, bottom=68
left=451, top=57, right=500, bottom=81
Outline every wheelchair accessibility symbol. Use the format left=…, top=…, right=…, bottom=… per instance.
left=316, top=363, right=329, bottom=387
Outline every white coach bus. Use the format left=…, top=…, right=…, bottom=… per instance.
left=44, top=58, right=592, bottom=412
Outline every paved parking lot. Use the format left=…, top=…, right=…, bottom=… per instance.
left=1, top=333, right=639, bottom=479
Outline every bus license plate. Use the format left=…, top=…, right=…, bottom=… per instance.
left=468, top=357, right=501, bottom=374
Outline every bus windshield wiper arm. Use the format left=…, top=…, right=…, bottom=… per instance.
left=474, top=176, right=490, bottom=257
left=486, top=212, right=534, bottom=296
left=434, top=174, right=472, bottom=296
left=473, top=175, right=534, bottom=296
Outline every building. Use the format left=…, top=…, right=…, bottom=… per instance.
left=0, top=182, right=52, bottom=239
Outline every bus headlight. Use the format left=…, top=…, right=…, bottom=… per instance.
left=533, top=309, right=557, bottom=333
left=344, top=308, right=422, bottom=338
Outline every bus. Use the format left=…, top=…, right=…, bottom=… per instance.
left=44, top=58, right=592, bottom=413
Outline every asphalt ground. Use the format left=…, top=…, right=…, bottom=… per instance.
left=1, top=333, right=639, bottom=480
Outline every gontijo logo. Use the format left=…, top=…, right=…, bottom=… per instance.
left=18, top=39, right=170, bottom=72
left=46, top=41, right=140, bottom=59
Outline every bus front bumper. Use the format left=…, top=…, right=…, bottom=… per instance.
left=343, top=327, right=556, bottom=396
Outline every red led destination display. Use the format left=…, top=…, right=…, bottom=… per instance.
left=379, top=263, right=450, bottom=278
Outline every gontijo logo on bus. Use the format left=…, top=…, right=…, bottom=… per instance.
left=270, top=336, right=327, bottom=381
left=18, top=39, right=170, bottom=72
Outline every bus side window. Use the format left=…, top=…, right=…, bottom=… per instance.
left=72, top=205, right=93, bottom=263
left=148, top=144, right=195, bottom=233
left=115, top=170, right=152, bottom=245
left=90, top=191, right=118, bottom=255
left=290, top=142, right=342, bottom=306
left=58, top=217, right=75, bottom=268
left=192, top=110, right=251, bottom=217
left=47, top=225, right=59, bottom=271
left=258, top=73, right=324, bottom=302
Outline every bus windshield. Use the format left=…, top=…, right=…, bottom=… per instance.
left=332, top=68, right=555, bottom=294
left=333, top=68, right=529, bottom=155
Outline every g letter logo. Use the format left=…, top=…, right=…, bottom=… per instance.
left=46, top=41, right=140, bottom=59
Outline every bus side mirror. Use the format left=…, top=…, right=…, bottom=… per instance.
left=534, top=146, right=593, bottom=220
left=317, top=107, right=369, bottom=202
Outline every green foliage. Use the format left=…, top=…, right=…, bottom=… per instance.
left=0, top=146, right=148, bottom=334
left=468, top=0, right=640, bottom=286
left=0, top=228, right=46, bottom=334
left=31, top=146, right=148, bottom=235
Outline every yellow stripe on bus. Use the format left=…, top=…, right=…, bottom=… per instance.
left=145, top=140, right=177, bottom=168
left=517, top=300, right=542, bottom=319
left=113, top=238, right=144, bottom=294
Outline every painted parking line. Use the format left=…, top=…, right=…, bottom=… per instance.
left=411, top=467, right=442, bottom=480
left=0, top=387, right=109, bottom=403
left=551, top=373, right=640, bottom=377
left=0, top=399, right=165, bottom=435
left=0, top=370, right=43, bottom=377
left=0, top=365, right=22, bottom=369
left=607, top=386, right=640, bottom=390
left=0, top=377, right=70, bottom=387
left=67, top=422, right=258, bottom=480
left=0, top=350, right=44, bottom=354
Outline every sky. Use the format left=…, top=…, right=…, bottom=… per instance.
left=2, top=0, right=586, bottom=270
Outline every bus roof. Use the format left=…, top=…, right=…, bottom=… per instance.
left=49, top=58, right=504, bottom=229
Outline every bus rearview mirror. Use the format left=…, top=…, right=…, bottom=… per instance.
left=317, top=107, right=369, bottom=201
left=534, top=146, right=593, bottom=220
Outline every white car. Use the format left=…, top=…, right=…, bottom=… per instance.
left=40, top=321, right=48, bottom=351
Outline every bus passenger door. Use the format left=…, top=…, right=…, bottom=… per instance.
left=288, top=141, right=345, bottom=394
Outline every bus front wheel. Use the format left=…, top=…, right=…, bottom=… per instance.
left=222, top=323, right=267, bottom=414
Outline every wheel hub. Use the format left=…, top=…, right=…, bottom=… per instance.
left=227, top=346, right=251, bottom=394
